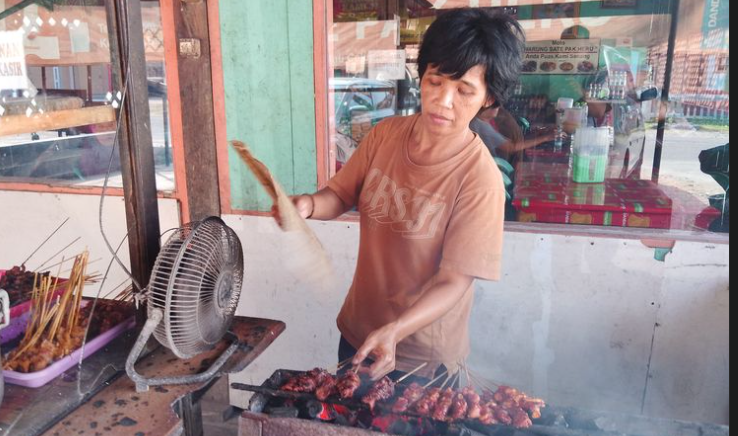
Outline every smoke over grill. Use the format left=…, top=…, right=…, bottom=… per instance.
left=233, top=370, right=729, bottom=436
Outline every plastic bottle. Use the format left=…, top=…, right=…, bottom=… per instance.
left=601, top=79, right=611, bottom=101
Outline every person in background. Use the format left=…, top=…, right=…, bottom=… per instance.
left=491, top=106, right=524, bottom=144
left=279, top=9, right=526, bottom=382
left=471, top=105, right=555, bottom=162
left=470, top=105, right=509, bottom=155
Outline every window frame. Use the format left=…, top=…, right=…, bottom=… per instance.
left=0, top=0, right=189, bottom=215
left=304, top=0, right=729, bottom=243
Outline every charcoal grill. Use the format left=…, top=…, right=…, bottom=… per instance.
left=233, top=370, right=730, bottom=436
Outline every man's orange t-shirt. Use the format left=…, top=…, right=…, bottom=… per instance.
left=327, top=114, right=505, bottom=375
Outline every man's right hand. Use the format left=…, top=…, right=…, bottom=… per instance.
left=292, top=195, right=315, bottom=219
left=272, top=194, right=314, bottom=227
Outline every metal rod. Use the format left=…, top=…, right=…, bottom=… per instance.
left=20, top=218, right=70, bottom=267
left=35, top=237, right=82, bottom=271
left=652, top=0, right=681, bottom=183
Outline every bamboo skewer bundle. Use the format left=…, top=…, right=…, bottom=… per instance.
left=3, top=252, right=93, bottom=373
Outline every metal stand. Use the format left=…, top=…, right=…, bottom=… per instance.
left=125, top=309, right=240, bottom=393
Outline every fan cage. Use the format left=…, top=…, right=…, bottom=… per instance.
left=148, top=217, right=243, bottom=359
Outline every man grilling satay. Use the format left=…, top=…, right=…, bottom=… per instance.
left=281, top=9, right=524, bottom=382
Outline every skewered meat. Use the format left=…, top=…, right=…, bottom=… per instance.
left=362, top=376, right=396, bottom=411
left=336, top=371, right=361, bottom=399
left=431, top=388, right=455, bottom=421
left=392, top=383, right=425, bottom=413
left=315, top=374, right=337, bottom=401
left=282, top=375, right=316, bottom=393
left=282, top=370, right=320, bottom=393
left=481, top=389, right=495, bottom=404
left=281, top=368, right=334, bottom=393
left=449, top=393, right=468, bottom=421
left=413, top=388, right=441, bottom=416
left=493, top=406, right=513, bottom=426
left=79, top=299, right=133, bottom=337
left=0, top=266, right=50, bottom=306
left=478, top=405, right=499, bottom=425
left=274, top=368, right=546, bottom=430
left=313, top=369, right=333, bottom=387
left=467, top=402, right=482, bottom=420
left=512, top=407, right=533, bottom=429
left=522, top=398, right=545, bottom=419
left=480, top=385, right=546, bottom=424
left=461, top=386, right=482, bottom=419
left=392, top=397, right=411, bottom=414
left=4, top=299, right=133, bottom=373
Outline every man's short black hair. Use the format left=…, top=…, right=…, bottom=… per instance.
left=418, top=8, right=526, bottom=108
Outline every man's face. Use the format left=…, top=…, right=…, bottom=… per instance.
left=420, top=64, right=492, bottom=136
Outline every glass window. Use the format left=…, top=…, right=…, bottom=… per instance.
left=0, top=0, right=173, bottom=192
left=325, top=0, right=730, bottom=235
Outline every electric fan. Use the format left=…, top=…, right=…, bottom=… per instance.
left=126, top=217, right=244, bottom=392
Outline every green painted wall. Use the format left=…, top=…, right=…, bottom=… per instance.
left=220, top=0, right=318, bottom=211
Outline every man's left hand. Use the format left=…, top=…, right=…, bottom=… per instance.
left=352, top=323, right=401, bottom=381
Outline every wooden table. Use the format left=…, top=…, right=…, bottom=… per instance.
left=0, top=317, right=285, bottom=436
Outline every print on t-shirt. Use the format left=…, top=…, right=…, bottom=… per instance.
left=362, top=168, right=447, bottom=240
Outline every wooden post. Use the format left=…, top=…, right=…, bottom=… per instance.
left=105, top=0, right=161, bottom=293
left=167, top=0, right=221, bottom=221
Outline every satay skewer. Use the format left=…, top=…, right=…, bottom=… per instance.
left=43, top=256, right=101, bottom=273
left=23, top=273, right=41, bottom=344
left=424, top=369, right=449, bottom=389
left=61, top=258, right=101, bottom=276
left=468, top=369, right=502, bottom=390
left=465, top=368, right=474, bottom=389
left=112, top=285, right=135, bottom=302
left=102, top=279, right=132, bottom=300
left=397, top=362, right=429, bottom=383
left=34, top=237, right=82, bottom=271
left=20, top=217, right=69, bottom=267
left=329, top=357, right=353, bottom=374
left=442, top=371, right=460, bottom=389
left=467, top=372, right=494, bottom=393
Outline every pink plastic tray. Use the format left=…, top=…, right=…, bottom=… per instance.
left=1, top=309, right=32, bottom=345
left=3, top=301, right=135, bottom=388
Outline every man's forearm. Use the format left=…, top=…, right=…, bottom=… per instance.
left=310, top=187, right=352, bottom=220
left=392, top=270, right=474, bottom=342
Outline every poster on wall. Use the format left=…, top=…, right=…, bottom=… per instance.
left=701, top=0, right=729, bottom=50
left=0, top=30, right=28, bottom=90
left=333, top=0, right=380, bottom=22
left=522, top=39, right=601, bottom=75
left=333, top=20, right=398, bottom=71
left=368, top=49, right=406, bottom=80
